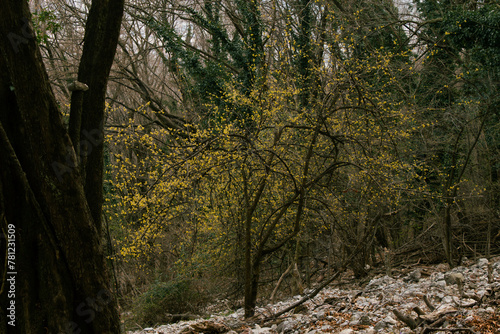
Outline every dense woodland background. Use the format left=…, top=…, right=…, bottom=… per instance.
left=1, top=0, right=500, bottom=331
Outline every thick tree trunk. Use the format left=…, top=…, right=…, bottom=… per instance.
left=69, top=0, right=125, bottom=235
left=0, top=1, right=123, bottom=332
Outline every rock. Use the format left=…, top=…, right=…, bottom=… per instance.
left=359, top=314, right=372, bottom=326
left=442, top=295, right=454, bottom=304
left=477, top=258, right=489, bottom=267
left=374, top=320, right=387, bottom=331
left=349, top=312, right=362, bottom=325
left=485, top=307, right=495, bottom=313
left=311, top=310, right=326, bottom=321
left=444, top=272, right=464, bottom=285
left=338, top=329, right=354, bottom=334
left=431, top=280, right=446, bottom=290
left=384, top=315, right=398, bottom=325
left=320, top=324, right=332, bottom=331
left=252, top=324, right=274, bottom=333
left=126, top=258, right=500, bottom=334
left=190, top=321, right=230, bottom=333
left=223, top=317, right=242, bottom=329
left=408, top=269, right=421, bottom=282
left=277, top=319, right=298, bottom=333
left=493, top=260, right=500, bottom=272
left=349, top=312, right=372, bottom=326
left=365, top=275, right=395, bottom=289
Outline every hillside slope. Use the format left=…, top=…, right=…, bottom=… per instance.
left=128, top=257, right=500, bottom=334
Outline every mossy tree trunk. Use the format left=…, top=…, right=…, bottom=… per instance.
left=0, top=0, right=123, bottom=332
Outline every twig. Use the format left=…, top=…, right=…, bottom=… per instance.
left=423, top=295, right=436, bottom=311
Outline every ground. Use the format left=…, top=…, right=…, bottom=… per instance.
left=127, top=257, right=500, bottom=334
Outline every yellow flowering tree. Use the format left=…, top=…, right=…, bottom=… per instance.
left=104, top=30, right=422, bottom=319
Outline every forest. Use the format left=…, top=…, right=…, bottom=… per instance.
left=0, top=0, right=499, bottom=333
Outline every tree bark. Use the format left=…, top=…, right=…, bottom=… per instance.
left=0, top=0, right=123, bottom=332
left=70, top=0, right=125, bottom=235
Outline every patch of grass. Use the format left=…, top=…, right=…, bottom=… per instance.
left=132, top=278, right=208, bottom=327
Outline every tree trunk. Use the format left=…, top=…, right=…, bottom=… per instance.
left=70, top=0, right=125, bottom=235
left=244, top=209, right=254, bottom=318
left=0, top=0, right=123, bottom=332
left=245, top=255, right=262, bottom=318
left=442, top=202, right=455, bottom=267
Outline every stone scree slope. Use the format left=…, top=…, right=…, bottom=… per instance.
left=128, top=257, right=500, bottom=334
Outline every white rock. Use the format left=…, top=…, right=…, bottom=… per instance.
left=431, top=280, right=446, bottom=289
left=374, top=321, right=387, bottom=331
left=477, top=258, right=489, bottom=267
left=252, top=324, right=273, bottom=333
left=338, top=329, right=354, bottom=334
left=444, top=272, right=464, bottom=285
left=384, top=315, right=398, bottom=325
left=277, top=319, right=298, bottom=333
left=406, top=269, right=421, bottom=282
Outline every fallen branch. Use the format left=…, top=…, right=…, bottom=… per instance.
left=394, top=296, right=459, bottom=331
left=423, top=295, right=436, bottom=311
left=452, top=297, right=478, bottom=308
left=422, top=317, right=446, bottom=333
left=270, top=263, right=293, bottom=303
left=263, top=269, right=343, bottom=321
left=262, top=237, right=369, bottom=323
left=393, top=309, right=419, bottom=329
left=413, top=306, right=426, bottom=316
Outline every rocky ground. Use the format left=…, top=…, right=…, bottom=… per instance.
left=127, top=257, right=500, bottom=334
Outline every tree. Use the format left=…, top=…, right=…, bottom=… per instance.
left=0, top=0, right=124, bottom=332
left=104, top=1, right=421, bottom=319
left=410, top=0, right=500, bottom=266
left=92, top=0, right=497, bottom=327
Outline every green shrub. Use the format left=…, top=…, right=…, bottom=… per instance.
left=133, top=278, right=207, bottom=326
